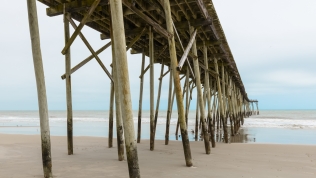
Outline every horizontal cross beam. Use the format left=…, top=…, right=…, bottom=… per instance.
left=46, top=0, right=109, bottom=17
left=100, top=18, right=212, bottom=40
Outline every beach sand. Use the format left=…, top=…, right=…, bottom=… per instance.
left=1, top=134, right=315, bottom=178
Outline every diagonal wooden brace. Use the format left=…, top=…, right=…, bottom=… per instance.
left=61, top=24, right=145, bottom=80
left=67, top=15, right=113, bottom=82
left=61, top=41, right=111, bottom=79
left=177, top=29, right=197, bottom=70
left=159, top=69, right=170, bottom=80
left=172, top=22, right=195, bottom=79
left=126, top=27, right=147, bottom=51
left=61, top=0, right=101, bottom=55
left=139, top=64, right=150, bottom=78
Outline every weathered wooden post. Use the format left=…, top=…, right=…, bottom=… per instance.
left=221, top=65, right=228, bottom=130
left=163, top=0, right=192, bottom=167
left=64, top=12, right=73, bottom=155
left=108, top=68, right=114, bottom=148
left=137, top=51, right=146, bottom=143
left=27, top=0, right=52, bottom=177
left=208, top=79, right=213, bottom=134
left=185, top=67, right=190, bottom=127
left=256, top=101, right=260, bottom=115
left=214, top=93, right=217, bottom=129
left=254, top=101, right=256, bottom=115
left=232, top=88, right=240, bottom=132
left=232, top=88, right=237, bottom=131
left=234, top=88, right=239, bottom=135
left=195, top=94, right=199, bottom=141
left=190, top=26, right=210, bottom=154
left=237, top=90, right=242, bottom=131
left=149, top=26, right=155, bottom=151
left=110, top=18, right=125, bottom=161
left=175, top=80, right=187, bottom=138
left=222, top=64, right=229, bottom=142
left=165, top=67, right=173, bottom=145
left=203, top=42, right=215, bottom=147
left=212, top=81, right=217, bottom=131
left=228, top=79, right=235, bottom=136
left=154, top=61, right=165, bottom=132
left=214, top=58, right=228, bottom=143
left=110, top=0, right=140, bottom=176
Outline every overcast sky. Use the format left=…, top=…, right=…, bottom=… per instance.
left=0, top=0, right=315, bottom=111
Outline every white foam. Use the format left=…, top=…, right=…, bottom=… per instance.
left=2, top=115, right=316, bottom=129
left=243, top=117, right=316, bottom=129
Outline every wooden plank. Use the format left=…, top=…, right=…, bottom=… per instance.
left=37, top=0, right=55, bottom=6
left=122, top=0, right=172, bottom=39
left=195, top=0, right=211, bottom=20
left=175, top=18, right=212, bottom=29
left=195, top=0, right=220, bottom=40
left=100, top=18, right=211, bottom=40
left=170, top=0, right=195, bottom=6
left=46, top=0, right=109, bottom=17
left=126, top=27, right=147, bottom=50
left=101, top=27, right=146, bottom=40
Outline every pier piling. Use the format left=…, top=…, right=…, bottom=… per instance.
left=27, top=0, right=53, bottom=177
left=110, top=0, right=140, bottom=176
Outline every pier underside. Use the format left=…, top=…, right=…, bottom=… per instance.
left=40, top=0, right=250, bottom=97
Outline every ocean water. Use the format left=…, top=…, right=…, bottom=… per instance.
left=0, top=110, right=316, bottom=144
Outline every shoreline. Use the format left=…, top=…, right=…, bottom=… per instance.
left=2, top=132, right=316, bottom=146
left=1, top=125, right=316, bottom=145
left=1, top=134, right=315, bottom=177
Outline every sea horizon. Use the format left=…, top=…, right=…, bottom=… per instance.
left=1, top=110, right=316, bottom=145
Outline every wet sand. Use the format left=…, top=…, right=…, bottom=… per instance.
left=1, top=134, right=315, bottom=178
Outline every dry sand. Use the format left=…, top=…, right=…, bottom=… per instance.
left=0, top=134, right=315, bottom=178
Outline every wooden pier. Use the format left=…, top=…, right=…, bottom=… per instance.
left=26, top=0, right=259, bottom=177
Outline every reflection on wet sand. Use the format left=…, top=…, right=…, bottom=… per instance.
left=184, top=126, right=256, bottom=143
